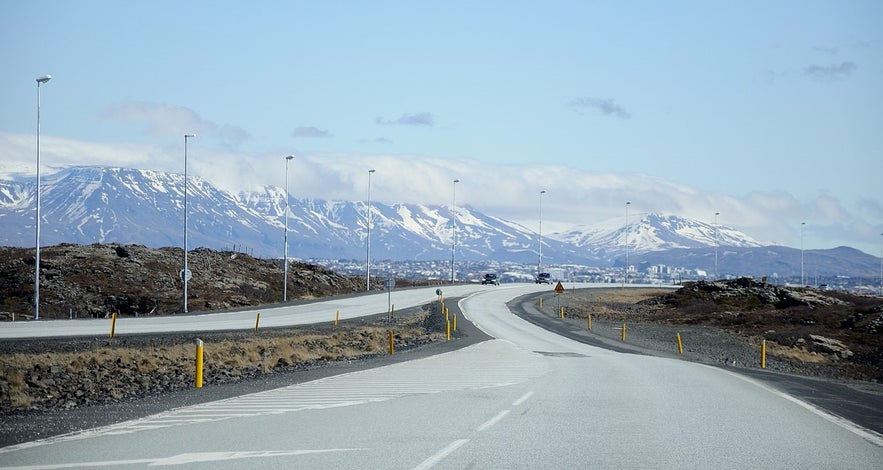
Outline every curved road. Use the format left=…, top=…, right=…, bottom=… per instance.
left=0, top=284, right=492, bottom=339
left=1, top=284, right=881, bottom=469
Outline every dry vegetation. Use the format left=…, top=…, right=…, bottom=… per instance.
left=0, top=307, right=446, bottom=414
left=563, top=280, right=883, bottom=381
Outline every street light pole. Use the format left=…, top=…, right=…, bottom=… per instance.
left=183, top=134, right=195, bottom=313
left=451, top=179, right=459, bottom=284
left=800, top=222, right=806, bottom=286
left=624, top=201, right=631, bottom=287
left=538, top=190, right=546, bottom=277
left=366, top=168, right=375, bottom=291
left=879, top=232, right=882, bottom=297
left=283, top=155, right=294, bottom=302
left=34, top=74, right=51, bottom=321
left=714, top=212, right=720, bottom=280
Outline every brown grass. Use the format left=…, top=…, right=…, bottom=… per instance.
left=0, top=310, right=443, bottom=412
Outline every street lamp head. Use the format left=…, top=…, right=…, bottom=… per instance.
left=36, top=75, right=51, bottom=84
left=540, top=190, right=546, bottom=194
left=286, top=155, right=294, bottom=161
left=369, top=169, right=375, bottom=173
left=453, top=179, right=460, bottom=183
left=185, top=134, right=196, bottom=138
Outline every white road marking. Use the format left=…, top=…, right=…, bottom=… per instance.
left=512, top=391, right=534, bottom=406
left=412, top=439, right=470, bottom=470
left=0, top=449, right=366, bottom=469
left=712, top=364, right=883, bottom=448
left=0, top=340, right=549, bottom=453
left=476, top=410, right=510, bottom=432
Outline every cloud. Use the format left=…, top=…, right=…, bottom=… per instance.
left=812, top=46, right=838, bottom=55
left=375, top=112, right=434, bottom=126
left=291, top=126, right=332, bottom=138
left=100, top=101, right=251, bottom=144
left=804, top=62, right=857, bottom=81
left=2, top=131, right=878, bottom=254
left=359, top=137, right=393, bottom=144
left=568, top=97, right=631, bottom=119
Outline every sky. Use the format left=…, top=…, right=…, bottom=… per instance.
left=1, top=1, right=881, bottom=255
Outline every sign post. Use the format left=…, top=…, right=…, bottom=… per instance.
left=386, top=277, right=396, bottom=323
left=554, top=281, right=564, bottom=317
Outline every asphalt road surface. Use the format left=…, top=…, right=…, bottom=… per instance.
left=0, top=284, right=493, bottom=339
left=1, top=284, right=881, bottom=469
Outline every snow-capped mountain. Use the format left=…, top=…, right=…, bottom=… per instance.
left=551, top=213, right=763, bottom=261
left=0, top=167, right=273, bottom=253
left=2, top=166, right=878, bottom=279
left=0, top=166, right=586, bottom=264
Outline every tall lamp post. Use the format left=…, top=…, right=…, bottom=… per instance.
left=879, top=232, right=882, bottom=297
left=34, top=74, right=51, bottom=320
left=182, top=134, right=195, bottom=313
left=451, top=179, right=460, bottom=284
left=624, top=201, right=631, bottom=286
left=283, top=155, right=294, bottom=302
left=800, top=222, right=806, bottom=286
left=714, top=212, right=720, bottom=280
left=366, top=168, right=375, bottom=291
left=538, top=190, right=546, bottom=276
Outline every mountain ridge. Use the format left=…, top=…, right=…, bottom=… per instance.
left=0, top=166, right=878, bottom=278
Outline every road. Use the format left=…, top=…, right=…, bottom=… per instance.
left=0, top=284, right=491, bottom=339
left=1, top=284, right=882, bottom=468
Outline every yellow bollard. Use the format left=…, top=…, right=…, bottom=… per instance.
left=446, top=320, right=451, bottom=341
left=621, top=323, right=627, bottom=342
left=587, top=315, right=592, bottom=331
left=334, top=310, right=339, bottom=327
left=445, top=306, right=449, bottom=325
left=195, top=338, right=204, bottom=388
left=539, top=297, right=543, bottom=308
left=677, top=333, right=684, bottom=354
left=109, top=312, right=117, bottom=338
left=388, top=331, right=394, bottom=355
left=761, top=340, right=766, bottom=369
left=254, top=312, right=260, bottom=332
left=453, top=314, right=457, bottom=332
left=559, top=307, right=564, bottom=320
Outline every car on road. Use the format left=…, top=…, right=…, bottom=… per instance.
left=535, top=272, right=552, bottom=284
left=481, top=273, right=500, bottom=285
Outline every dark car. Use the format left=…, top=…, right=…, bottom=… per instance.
left=481, top=273, right=500, bottom=285
left=535, top=272, right=552, bottom=284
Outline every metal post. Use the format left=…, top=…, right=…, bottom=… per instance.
left=800, top=222, right=806, bottom=286
left=284, top=155, right=294, bottom=302
left=624, top=201, right=631, bottom=287
left=451, top=179, right=459, bottom=284
left=714, top=212, right=719, bottom=280
left=34, top=75, right=51, bottom=320
left=182, top=135, right=195, bottom=313
left=539, top=189, right=546, bottom=277
left=366, top=169, right=375, bottom=291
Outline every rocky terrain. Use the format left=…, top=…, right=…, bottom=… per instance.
left=561, top=279, right=883, bottom=382
left=0, top=243, right=382, bottom=320
left=0, top=304, right=447, bottom=415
